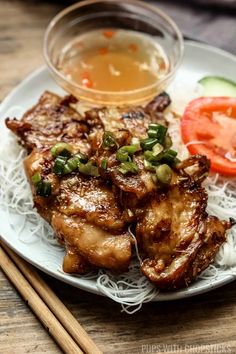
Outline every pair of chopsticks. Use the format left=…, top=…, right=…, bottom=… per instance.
left=0, top=240, right=102, bottom=354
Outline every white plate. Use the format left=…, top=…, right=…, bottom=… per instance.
left=1, top=41, right=236, bottom=302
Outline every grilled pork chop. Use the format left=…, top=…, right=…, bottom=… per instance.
left=5, top=91, right=233, bottom=289
left=136, top=156, right=231, bottom=288
left=6, top=92, right=132, bottom=273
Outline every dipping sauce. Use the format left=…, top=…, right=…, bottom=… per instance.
left=57, top=29, right=169, bottom=93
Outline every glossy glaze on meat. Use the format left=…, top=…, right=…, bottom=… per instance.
left=5, top=91, right=233, bottom=289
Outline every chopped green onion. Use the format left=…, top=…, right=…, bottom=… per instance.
left=144, top=150, right=154, bottom=161
left=156, top=164, right=172, bottom=184
left=118, top=161, right=139, bottom=175
left=59, top=149, right=72, bottom=158
left=140, top=138, right=158, bottom=151
left=63, top=156, right=81, bottom=174
left=162, top=149, right=178, bottom=164
left=152, top=143, right=164, bottom=156
left=149, top=123, right=160, bottom=130
left=51, top=142, right=72, bottom=158
left=101, top=159, right=107, bottom=170
left=147, top=129, right=158, bottom=138
left=32, top=172, right=41, bottom=185
left=147, top=124, right=167, bottom=145
left=143, top=159, right=156, bottom=172
left=156, top=125, right=168, bottom=145
left=116, top=150, right=129, bottom=162
left=116, top=144, right=140, bottom=162
left=79, top=161, right=100, bottom=177
left=32, top=172, right=51, bottom=197
left=75, top=152, right=88, bottom=163
left=119, top=145, right=140, bottom=154
left=36, top=181, right=51, bottom=197
left=164, top=134, right=173, bottom=149
left=102, top=131, right=117, bottom=149
left=144, top=150, right=164, bottom=164
left=53, top=156, right=67, bottom=176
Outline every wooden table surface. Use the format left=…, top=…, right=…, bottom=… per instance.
left=0, top=1, right=236, bottom=353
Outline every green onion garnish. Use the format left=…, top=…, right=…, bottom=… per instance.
left=144, top=150, right=163, bottom=164
left=53, top=156, right=67, bottom=176
left=118, top=161, right=139, bottom=175
left=32, top=172, right=41, bottom=185
left=164, top=134, right=173, bottom=149
left=79, top=161, right=100, bottom=177
left=147, top=124, right=167, bottom=145
left=148, top=123, right=160, bottom=130
left=156, top=125, right=168, bottom=145
left=140, top=138, right=158, bottom=151
left=63, top=156, right=81, bottom=174
left=32, top=172, right=51, bottom=197
left=36, top=181, right=51, bottom=197
left=162, top=149, right=178, bottom=164
left=101, top=159, right=107, bottom=170
left=116, top=145, right=140, bottom=162
left=102, top=131, right=117, bottom=149
left=147, top=129, right=158, bottom=138
left=51, top=142, right=72, bottom=158
left=119, top=145, right=140, bottom=154
left=143, top=159, right=156, bottom=172
left=75, top=152, right=88, bottom=163
left=156, top=164, right=172, bottom=185
left=152, top=143, right=163, bottom=156
left=116, top=150, right=129, bottom=162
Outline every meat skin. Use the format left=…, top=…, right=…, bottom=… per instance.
left=5, top=91, right=232, bottom=288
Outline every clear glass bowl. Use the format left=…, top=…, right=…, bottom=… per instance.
left=44, top=0, right=184, bottom=106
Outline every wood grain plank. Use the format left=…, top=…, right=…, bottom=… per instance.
left=0, top=271, right=62, bottom=354
left=1, top=1, right=236, bottom=353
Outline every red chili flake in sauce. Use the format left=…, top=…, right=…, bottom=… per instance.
left=103, top=30, right=115, bottom=39
left=128, top=43, right=138, bottom=52
left=99, top=47, right=109, bottom=55
left=159, top=60, right=166, bottom=70
left=81, top=71, right=90, bottom=79
left=81, top=71, right=93, bottom=88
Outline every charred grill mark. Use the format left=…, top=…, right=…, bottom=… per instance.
left=122, top=110, right=145, bottom=119
left=5, top=90, right=232, bottom=284
left=145, top=92, right=171, bottom=113
left=60, top=95, right=78, bottom=106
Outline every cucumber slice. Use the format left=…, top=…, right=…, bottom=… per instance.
left=198, top=76, right=236, bottom=97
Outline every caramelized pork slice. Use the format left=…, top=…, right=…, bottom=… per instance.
left=23, top=149, right=59, bottom=222
left=109, top=155, right=157, bottom=200
left=136, top=156, right=232, bottom=289
left=23, top=147, right=132, bottom=273
left=24, top=147, right=130, bottom=232
left=86, top=91, right=170, bottom=151
left=5, top=91, right=91, bottom=154
left=57, top=175, right=128, bottom=232
left=52, top=213, right=131, bottom=273
left=6, top=90, right=232, bottom=285
left=185, top=216, right=230, bottom=283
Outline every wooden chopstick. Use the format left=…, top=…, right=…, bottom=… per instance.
left=0, top=241, right=103, bottom=354
left=0, top=244, right=82, bottom=354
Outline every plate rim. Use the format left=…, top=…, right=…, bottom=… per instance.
left=1, top=40, right=236, bottom=302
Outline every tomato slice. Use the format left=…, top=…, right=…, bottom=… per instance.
left=181, top=97, right=236, bottom=176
